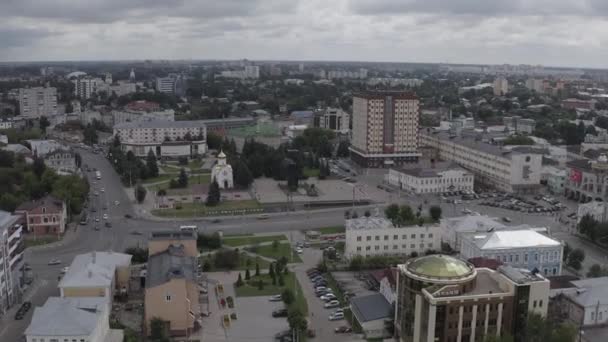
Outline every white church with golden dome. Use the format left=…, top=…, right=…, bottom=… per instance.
left=211, top=151, right=234, bottom=189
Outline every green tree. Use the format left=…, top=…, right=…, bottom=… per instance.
left=563, top=242, right=572, bottom=261
left=32, top=156, right=46, bottom=179
left=385, top=204, right=400, bottom=222
left=255, top=262, right=260, bottom=276
left=398, top=205, right=415, bottom=225
left=278, top=273, right=285, bottom=286
left=178, top=168, right=188, bottom=188
left=206, top=179, right=221, bottom=206
left=83, top=123, right=98, bottom=145
left=269, top=262, right=275, bottom=277
left=149, top=317, right=169, bottom=342
left=578, top=214, right=598, bottom=240
left=0, top=193, right=19, bottom=212
left=287, top=308, right=307, bottom=333
left=349, top=255, right=364, bottom=271
left=235, top=273, right=244, bottom=287
left=124, top=246, right=149, bottom=263
left=245, top=268, right=251, bottom=280
left=429, top=206, right=442, bottom=222
left=567, top=248, right=585, bottom=270
left=257, top=279, right=264, bottom=290
left=146, top=150, right=159, bottom=178
left=135, top=184, right=147, bottom=203
left=234, top=159, right=253, bottom=188
left=39, top=116, right=50, bottom=133
left=336, top=140, right=350, bottom=157
left=207, top=132, right=222, bottom=149
left=587, top=263, right=608, bottom=277
left=272, top=239, right=279, bottom=250
left=281, top=288, right=294, bottom=305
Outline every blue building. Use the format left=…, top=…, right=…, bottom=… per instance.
left=459, top=229, right=563, bottom=276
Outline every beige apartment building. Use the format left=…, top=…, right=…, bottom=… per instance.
left=350, top=91, right=421, bottom=167
left=18, top=87, right=58, bottom=118
left=145, top=231, right=200, bottom=337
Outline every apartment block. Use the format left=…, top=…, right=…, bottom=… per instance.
left=113, top=120, right=207, bottom=158
left=344, top=217, right=441, bottom=259
left=18, top=87, right=58, bottom=118
left=72, top=77, right=104, bottom=99
left=0, top=211, right=25, bottom=316
left=395, top=255, right=550, bottom=342
left=350, top=91, right=421, bottom=167
left=420, top=129, right=543, bottom=194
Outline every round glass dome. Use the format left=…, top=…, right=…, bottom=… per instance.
left=407, top=254, right=474, bottom=279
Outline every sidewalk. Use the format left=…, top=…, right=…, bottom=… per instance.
left=25, top=224, right=81, bottom=253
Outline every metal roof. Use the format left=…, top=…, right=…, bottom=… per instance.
left=25, top=297, right=106, bottom=337
left=350, top=293, right=392, bottom=323
left=114, top=120, right=207, bottom=130
left=566, top=277, right=608, bottom=307
left=146, top=245, right=197, bottom=288
left=59, top=251, right=131, bottom=289
left=407, top=255, right=475, bottom=279
left=467, top=229, right=561, bottom=250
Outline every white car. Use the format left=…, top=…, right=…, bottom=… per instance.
left=114, top=200, right=120, bottom=206
left=296, top=247, right=303, bottom=254
left=324, top=300, right=340, bottom=308
left=315, top=286, right=327, bottom=292
left=48, top=259, right=61, bottom=265
left=329, top=312, right=344, bottom=320
left=60, top=266, right=69, bottom=274
left=102, top=214, right=108, bottom=220
left=321, top=294, right=337, bottom=302
left=100, top=188, right=105, bottom=192
left=269, top=294, right=282, bottom=302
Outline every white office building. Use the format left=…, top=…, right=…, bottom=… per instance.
left=314, top=107, right=350, bottom=134
left=72, top=77, right=104, bottom=99
left=18, top=87, right=58, bottom=118
left=420, top=130, right=543, bottom=194
left=385, top=162, right=474, bottom=194
left=112, top=108, right=175, bottom=126
left=113, top=120, right=207, bottom=158
left=525, top=78, right=545, bottom=93
left=493, top=76, right=509, bottom=96
left=0, top=211, right=24, bottom=316
left=344, top=217, right=441, bottom=259
left=25, top=297, right=123, bottom=342
left=155, top=77, right=176, bottom=94
left=459, top=229, right=563, bottom=276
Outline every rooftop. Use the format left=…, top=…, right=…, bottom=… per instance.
left=350, top=293, right=393, bottom=323
left=421, top=129, right=544, bottom=158
left=566, top=277, right=608, bottom=307
left=59, top=251, right=131, bottom=289
left=441, top=215, right=505, bottom=233
left=114, top=120, right=207, bottom=130
left=147, top=245, right=197, bottom=288
left=149, top=230, right=196, bottom=241
left=392, top=161, right=468, bottom=178
left=25, top=297, right=107, bottom=337
left=16, top=195, right=64, bottom=212
left=464, top=229, right=561, bottom=250
left=0, top=210, right=20, bottom=232
left=406, top=255, right=475, bottom=280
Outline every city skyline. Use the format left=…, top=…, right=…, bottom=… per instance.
left=2, top=0, right=608, bottom=68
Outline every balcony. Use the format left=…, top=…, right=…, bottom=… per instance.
left=8, top=225, right=22, bottom=244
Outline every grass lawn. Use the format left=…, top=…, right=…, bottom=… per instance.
left=250, top=243, right=302, bottom=263
left=200, top=251, right=271, bottom=272
left=223, top=234, right=287, bottom=247
left=303, top=167, right=320, bottom=178
left=24, top=236, right=59, bottom=248
left=147, top=174, right=211, bottom=193
left=315, top=226, right=345, bottom=235
left=234, top=271, right=308, bottom=314
left=151, top=200, right=262, bottom=217
left=141, top=174, right=177, bottom=184
left=188, top=159, right=203, bottom=170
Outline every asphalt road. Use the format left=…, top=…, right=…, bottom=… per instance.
left=1, top=150, right=607, bottom=341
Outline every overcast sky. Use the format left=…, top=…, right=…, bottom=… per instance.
left=2, top=0, right=608, bottom=68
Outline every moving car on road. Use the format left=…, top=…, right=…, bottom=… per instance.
left=48, top=259, right=61, bottom=265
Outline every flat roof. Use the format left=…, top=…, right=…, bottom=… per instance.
left=346, top=217, right=394, bottom=231
left=421, top=129, right=544, bottom=158
left=350, top=293, right=392, bottom=323
left=25, top=297, right=107, bottom=337
left=114, top=120, right=207, bottom=130
left=59, top=251, right=131, bottom=288
left=466, top=229, right=561, bottom=250
left=149, top=230, right=196, bottom=241
left=392, top=161, right=467, bottom=178
left=147, top=245, right=197, bottom=288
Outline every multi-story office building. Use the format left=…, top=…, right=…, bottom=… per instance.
left=419, top=129, right=543, bottom=194
left=18, top=87, right=58, bottom=118
left=112, top=101, right=174, bottom=126
left=395, top=255, right=550, bottom=342
left=493, top=76, right=509, bottom=96
left=525, top=78, right=545, bottom=93
left=459, top=229, right=563, bottom=276
left=344, top=217, right=441, bottom=259
left=503, top=116, right=536, bottom=134
left=113, top=120, right=207, bottom=158
left=350, top=91, right=421, bottom=167
left=386, top=162, right=474, bottom=194
left=313, top=107, right=350, bottom=134
left=0, top=211, right=25, bottom=316
left=156, top=76, right=176, bottom=94
left=72, top=76, right=104, bottom=99
left=244, top=65, right=260, bottom=79
left=565, top=154, right=608, bottom=202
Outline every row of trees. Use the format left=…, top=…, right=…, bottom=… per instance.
left=108, top=136, right=159, bottom=186
left=577, top=213, right=608, bottom=243
left=0, top=152, right=89, bottom=216
left=384, top=203, right=442, bottom=226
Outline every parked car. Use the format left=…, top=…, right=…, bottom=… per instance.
left=295, top=247, right=303, bottom=254
left=502, top=217, right=512, bottom=223
left=272, top=308, right=289, bottom=317
left=124, top=214, right=132, bottom=218
left=321, top=294, right=337, bottom=302
left=269, top=294, right=283, bottom=302
left=105, top=222, right=112, bottom=228
left=324, top=300, right=340, bottom=308
left=102, top=213, right=108, bottom=220
left=335, top=326, right=352, bottom=333
left=329, top=312, right=345, bottom=320
left=48, top=259, right=61, bottom=265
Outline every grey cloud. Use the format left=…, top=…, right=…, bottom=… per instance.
left=0, top=27, right=56, bottom=48
left=0, top=0, right=297, bottom=23
left=349, top=0, right=595, bottom=16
